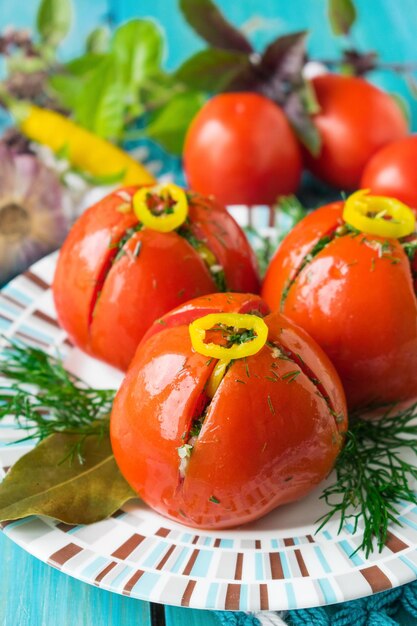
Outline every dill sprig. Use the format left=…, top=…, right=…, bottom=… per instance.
left=317, top=402, right=417, bottom=557
left=0, top=340, right=115, bottom=454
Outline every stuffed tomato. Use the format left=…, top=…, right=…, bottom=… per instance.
left=53, top=184, right=259, bottom=370
left=262, top=190, right=417, bottom=409
left=110, top=292, right=347, bottom=529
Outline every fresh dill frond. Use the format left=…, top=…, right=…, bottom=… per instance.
left=0, top=340, right=115, bottom=451
left=317, top=402, right=417, bottom=557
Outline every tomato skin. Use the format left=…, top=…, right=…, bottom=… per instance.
left=53, top=188, right=259, bottom=371
left=262, top=203, right=417, bottom=409
left=141, top=292, right=269, bottom=345
left=304, top=74, right=408, bottom=189
left=184, top=93, right=302, bottom=206
left=110, top=296, right=347, bottom=529
left=361, top=136, right=417, bottom=211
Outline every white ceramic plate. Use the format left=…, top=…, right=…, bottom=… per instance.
left=1, top=248, right=417, bottom=612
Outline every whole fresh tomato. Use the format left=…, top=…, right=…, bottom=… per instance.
left=262, top=190, right=417, bottom=409
left=53, top=184, right=259, bottom=371
left=110, top=293, right=347, bottom=529
left=361, top=136, right=417, bottom=211
left=304, top=74, right=408, bottom=189
left=183, top=93, right=302, bottom=206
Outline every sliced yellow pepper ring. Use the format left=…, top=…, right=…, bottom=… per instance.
left=189, top=313, right=268, bottom=361
left=343, top=189, right=415, bottom=239
left=133, top=183, right=188, bottom=232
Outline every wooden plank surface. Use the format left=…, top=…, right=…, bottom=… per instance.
left=0, top=532, right=153, bottom=626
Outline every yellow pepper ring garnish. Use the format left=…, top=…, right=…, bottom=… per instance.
left=133, top=183, right=188, bottom=232
left=343, top=189, right=415, bottom=239
left=189, top=313, right=268, bottom=361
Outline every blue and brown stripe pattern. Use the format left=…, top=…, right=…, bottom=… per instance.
left=0, top=250, right=417, bottom=611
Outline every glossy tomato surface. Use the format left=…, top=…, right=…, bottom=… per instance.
left=184, top=93, right=302, bottom=206
left=361, top=136, right=417, bottom=211
left=53, top=187, right=259, bottom=371
left=262, top=202, right=417, bottom=409
left=304, top=74, right=408, bottom=189
left=111, top=293, right=347, bottom=529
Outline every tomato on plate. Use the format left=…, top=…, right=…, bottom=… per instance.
left=262, top=190, right=417, bottom=409
left=361, top=136, right=417, bottom=211
left=304, top=74, right=408, bottom=189
left=110, top=293, right=347, bottom=529
left=183, top=93, right=302, bottom=206
left=53, top=185, right=259, bottom=371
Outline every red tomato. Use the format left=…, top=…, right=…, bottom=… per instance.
left=53, top=187, right=260, bottom=371
left=304, top=74, right=408, bottom=189
left=183, top=93, right=302, bottom=206
left=110, top=293, right=347, bottom=529
left=361, top=136, right=417, bottom=211
left=262, top=201, right=417, bottom=409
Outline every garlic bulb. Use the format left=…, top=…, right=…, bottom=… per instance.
left=0, top=143, right=68, bottom=285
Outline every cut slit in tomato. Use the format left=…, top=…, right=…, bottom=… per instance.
left=87, top=224, right=143, bottom=327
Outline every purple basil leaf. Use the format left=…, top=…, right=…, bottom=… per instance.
left=176, top=49, right=252, bottom=92
left=179, top=0, right=253, bottom=53
left=328, top=0, right=357, bottom=36
left=259, top=31, right=308, bottom=97
left=342, top=49, right=378, bottom=75
left=283, top=88, right=321, bottom=156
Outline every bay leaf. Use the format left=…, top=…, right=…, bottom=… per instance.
left=0, top=430, right=137, bottom=525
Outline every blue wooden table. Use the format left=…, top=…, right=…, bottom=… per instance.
left=1, top=1, right=417, bottom=625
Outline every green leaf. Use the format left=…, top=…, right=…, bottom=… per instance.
left=327, top=0, right=357, bottom=36
left=36, top=0, right=72, bottom=47
left=111, top=20, right=164, bottom=92
left=0, top=428, right=136, bottom=524
left=283, top=87, right=322, bottom=156
left=144, top=91, right=205, bottom=154
left=176, top=49, right=251, bottom=92
left=74, top=58, right=127, bottom=140
left=179, top=0, right=253, bottom=53
left=65, top=53, right=107, bottom=76
left=6, top=55, right=47, bottom=75
left=48, top=74, right=84, bottom=110
left=86, top=26, right=111, bottom=54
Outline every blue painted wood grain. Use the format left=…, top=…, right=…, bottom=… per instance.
left=0, top=532, right=152, bottom=626
left=2, top=2, right=417, bottom=625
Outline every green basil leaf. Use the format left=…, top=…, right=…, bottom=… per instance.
left=0, top=429, right=136, bottom=524
left=48, top=74, right=84, bottom=110
left=111, top=20, right=164, bottom=92
left=36, top=0, right=72, bottom=47
left=74, top=58, right=126, bottom=140
left=86, top=26, right=111, bottom=54
left=327, top=0, right=357, bottom=36
left=176, top=49, right=251, bottom=92
left=65, top=53, right=108, bottom=76
left=144, top=91, right=205, bottom=154
left=179, top=0, right=252, bottom=53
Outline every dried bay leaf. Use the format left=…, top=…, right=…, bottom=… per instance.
left=0, top=430, right=137, bottom=524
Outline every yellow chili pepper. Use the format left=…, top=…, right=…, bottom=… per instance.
left=190, top=313, right=268, bottom=360
left=343, top=189, right=415, bottom=239
left=11, top=101, right=155, bottom=186
left=190, top=313, right=268, bottom=398
left=133, top=184, right=188, bottom=232
left=206, top=360, right=229, bottom=398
